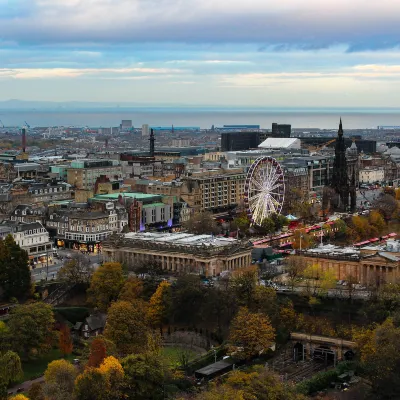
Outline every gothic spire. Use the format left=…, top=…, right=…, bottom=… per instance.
left=338, top=117, right=343, bottom=136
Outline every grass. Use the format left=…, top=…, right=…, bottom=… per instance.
left=17, top=348, right=75, bottom=383
left=162, top=346, right=199, bottom=367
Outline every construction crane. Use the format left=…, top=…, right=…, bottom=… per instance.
left=309, top=138, right=336, bottom=152
left=24, top=121, right=30, bottom=129
left=0, top=120, right=4, bottom=128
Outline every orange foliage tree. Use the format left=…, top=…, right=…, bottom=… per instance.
left=228, top=307, right=275, bottom=360
left=59, top=324, right=73, bottom=357
left=87, top=337, right=107, bottom=368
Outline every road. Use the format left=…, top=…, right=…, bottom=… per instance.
left=31, top=249, right=104, bottom=282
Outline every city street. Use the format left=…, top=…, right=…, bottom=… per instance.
left=31, top=249, right=104, bottom=282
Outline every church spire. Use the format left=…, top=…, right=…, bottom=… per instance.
left=338, top=117, right=343, bottom=136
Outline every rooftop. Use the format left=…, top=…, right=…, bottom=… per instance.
left=93, top=192, right=158, bottom=200
left=123, top=232, right=239, bottom=248
left=258, top=137, right=301, bottom=149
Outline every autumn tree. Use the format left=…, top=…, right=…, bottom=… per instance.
left=8, top=302, right=55, bottom=358
left=0, top=234, right=31, bottom=301
left=44, top=359, right=77, bottom=400
left=87, top=262, right=125, bottom=311
left=228, top=307, right=275, bottom=359
left=121, top=352, right=166, bottom=400
left=369, top=210, right=386, bottom=233
left=231, top=212, right=251, bottom=235
left=59, top=324, right=73, bottom=357
left=104, top=300, right=151, bottom=356
left=301, top=264, right=336, bottom=299
left=74, top=368, right=108, bottom=400
left=118, top=277, right=143, bottom=303
left=354, top=318, right=400, bottom=398
left=148, top=281, right=172, bottom=328
left=230, top=271, right=258, bottom=308
left=98, top=356, right=124, bottom=399
left=292, top=229, right=314, bottom=250
left=285, top=256, right=307, bottom=291
left=58, top=254, right=93, bottom=285
left=28, top=382, right=45, bottom=400
left=8, top=395, right=29, bottom=400
left=372, top=193, right=398, bottom=221
left=182, top=211, right=219, bottom=235
left=87, top=338, right=107, bottom=368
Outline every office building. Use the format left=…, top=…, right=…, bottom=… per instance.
left=271, top=123, right=291, bottom=138
left=142, top=124, right=150, bottom=138
left=221, top=131, right=259, bottom=151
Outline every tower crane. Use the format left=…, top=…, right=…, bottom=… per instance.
left=0, top=120, right=4, bottom=128
left=24, top=121, right=30, bottom=129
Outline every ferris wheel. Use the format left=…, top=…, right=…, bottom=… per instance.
left=244, top=156, right=285, bottom=226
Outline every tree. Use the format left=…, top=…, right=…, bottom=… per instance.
left=59, top=324, right=73, bottom=357
left=260, top=218, right=275, bottom=235
left=9, top=395, right=29, bottom=400
left=292, top=229, right=314, bottom=250
left=87, top=338, right=107, bottom=368
left=231, top=212, right=251, bottom=235
left=182, top=211, right=219, bottom=235
left=87, top=262, right=125, bottom=311
left=121, top=352, right=166, bottom=400
left=0, top=234, right=31, bottom=301
left=354, top=318, right=400, bottom=399
left=369, top=210, right=386, bottom=233
left=118, top=277, right=143, bottom=303
left=8, top=302, right=55, bottom=358
left=104, top=301, right=151, bottom=356
left=301, top=265, right=336, bottom=299
left=148, top=281, right=172, bottom=328
left=0, top=350, right=23, bottom=397
left=285, top=256, right=307, bottom=291
left=98, top=356, right=124, bottom=399
left=228, top=307, right=275, bottom=359
left=270, top=213, right=288, bottom=231
left=230, top=271, right=258, bottom=308
left=44, top=359, right=77, bottom=400
left=28, top=382, right=45, bottom=400
left=372, top=193, right=398, bottom=221
left=74, top=368, right=108, bottom=400
left=251, top=286, right=278, bottom=320
left=58, top=254, right=93, bottom=285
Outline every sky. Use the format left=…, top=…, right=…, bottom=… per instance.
left=1, top=0, right=400, bottom=107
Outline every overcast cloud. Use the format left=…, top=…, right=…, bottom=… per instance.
left=0, top=0, right=399, bottom=106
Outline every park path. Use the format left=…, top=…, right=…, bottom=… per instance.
left=8, top=376, right=44, bottom=396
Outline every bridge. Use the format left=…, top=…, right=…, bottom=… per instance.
left=290, top=332, right=356, bottom=366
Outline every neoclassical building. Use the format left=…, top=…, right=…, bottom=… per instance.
left=102, top=232, right=253, bottom=277
left=300, top=242, right=400, bottom=286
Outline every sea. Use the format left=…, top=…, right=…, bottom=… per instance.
left=1, top=108, right=400, bottom=129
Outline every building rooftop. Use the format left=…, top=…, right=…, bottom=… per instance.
left=305, top=244, right=360, bottom=258
left=123, top=232, right=239, bottom=248
left=258, top=137, right=301, bottom=149
left=93, top=192, right=158, bottom=200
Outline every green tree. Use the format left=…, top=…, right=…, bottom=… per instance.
left=87, top=262, right=125, bottom=311
left=260, top=218, right=275, bottom=235
left=104, top=301, right=151, bottom=356
left=230, top=271, right=258, bottom=308
left=270, top=213, right=288, bottom=231
left=121, top=352, right=166, bottom=400
left=148, top=281, right=172, bottom=328
left=0, top=234, right=31, bottom=301
left=44, top=359, right=77, bottom=400
left=228, top=307, right=275, bottom=360
left=0, top=351, right=23, bottom=397
left=7, top=303, right=55, bottom=358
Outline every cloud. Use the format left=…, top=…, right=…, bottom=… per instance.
left=0, top=67, right=184, bottom=79
left=0, top=0, right=400, bottom=50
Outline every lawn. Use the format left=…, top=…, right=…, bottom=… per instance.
left=162, top=346, right=199, bottom=367
left=18, top=348, right=75, bottom=383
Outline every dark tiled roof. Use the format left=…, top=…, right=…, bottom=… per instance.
left=85, top=313, right=107, bottom=331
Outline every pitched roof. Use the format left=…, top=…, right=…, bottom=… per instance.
left=85, top=313, right=107, bottom=331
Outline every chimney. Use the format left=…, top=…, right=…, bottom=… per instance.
left=149, top=128, right=155, bottom=157
left=21, top=128, right=26, bottom=152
